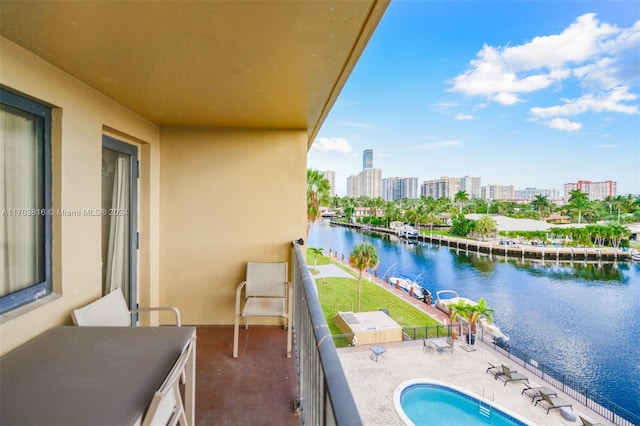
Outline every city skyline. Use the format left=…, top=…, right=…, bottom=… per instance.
left=307, top=1, right=640, bottom=197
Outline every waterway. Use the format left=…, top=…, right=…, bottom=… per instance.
left=308, top=220, right=640, bottom=417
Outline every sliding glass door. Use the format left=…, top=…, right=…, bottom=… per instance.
left=101, top=136, right=137, bottom=310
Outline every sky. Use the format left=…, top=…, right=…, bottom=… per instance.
left=308, top=0, right=640, bottom=197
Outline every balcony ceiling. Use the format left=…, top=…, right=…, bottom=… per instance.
left=0, top=1, right=388, bottom=144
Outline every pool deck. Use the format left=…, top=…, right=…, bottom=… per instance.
left=315, top=261, right=613, bottom=425
left=337, top=339, right=612, bottom=425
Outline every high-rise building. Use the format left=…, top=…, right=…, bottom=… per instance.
left=421, top=176, right=460, bottom=200
left=358, top=168, right=382, bottom=198
left=482, top=184, right=515, bottom=200
left=514, top=187, right=561, bottom=200
left=564, top=180, right=617, bottom=201
left=346, top=174, right=359, bottom=198
left=362, top=149, right=373, bottom=170
left=383, top=177, right=418, bottom=201
left=460, top=176, right=482, bottom=199
left=319, top=170, right=336, bottom=197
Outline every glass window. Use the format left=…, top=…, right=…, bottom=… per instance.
left=0, top=89, right=52, bottom=313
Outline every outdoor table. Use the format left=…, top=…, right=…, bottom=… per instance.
left=370, top=345, right=386, bottom=361
left=0, top=326, right=196, bottom=426
left=432, top=338, right=451, bottom=353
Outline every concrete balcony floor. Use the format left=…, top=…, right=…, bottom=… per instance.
left=195, top=326, right=300, bottom=426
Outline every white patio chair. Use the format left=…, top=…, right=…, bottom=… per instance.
left=71, top=288, right=181, bottom=326
left=141, top=339, right=193, bottom=426
left=233, top=262, right=292, bottom=358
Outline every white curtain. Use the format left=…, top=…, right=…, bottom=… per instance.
left=103, top=153, right=130, bottom=296
left=0, top=105, right=42, bottom=296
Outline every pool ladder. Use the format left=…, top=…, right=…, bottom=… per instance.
left=479, top=388, right=494, bottom=418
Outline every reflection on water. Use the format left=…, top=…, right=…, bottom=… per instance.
left=308, top=221, right=640, bottom=416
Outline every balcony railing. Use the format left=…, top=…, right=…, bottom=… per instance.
left=291, top=241, right=362, bottom=426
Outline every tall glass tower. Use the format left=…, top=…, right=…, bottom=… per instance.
left=362, top=149, right=373, bottom=170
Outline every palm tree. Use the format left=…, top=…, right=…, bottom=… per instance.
left=306, top=168, right=330, bottom=236
left=474, top=215, right=496, bottom=241
left=467, top=298, right=495, bottom=345
left=308, top=247, right=324, bottom=272
left=348, top=242, right=379, bottom=312
left=451, top=297, right=495, bottom=346
left=531, top=195, right=550, bottom=218
left=454, top=190, right=469, bottom=213
left=567, top=189, right=589, bottom=224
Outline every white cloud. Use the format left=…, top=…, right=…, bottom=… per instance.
left=311, top=137, right=353, bottom=155
left=414, top=140, right=462, bottom=150
left=594, top=144, right=622, bottom=149
left=530, top=86, right=639, bottom=118
left=449, top=13, right=640, bottom=116
left=546, top=118, right=582, bottom=132
left=454, top=113, right=473, bottom=120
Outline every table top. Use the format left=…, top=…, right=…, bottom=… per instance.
left=432, top=339, right=450, bottom=348
left=370, top=345, right=386, bottom=354
left=0, top=326, right=196, bottom=426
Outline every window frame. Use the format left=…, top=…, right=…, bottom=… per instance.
left=0, top=88, right=52, bottom=313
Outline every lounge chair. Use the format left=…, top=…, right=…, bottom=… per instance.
left=423, top=339, right=434, bottom=353
left=521, top=383, right=556, bottom=402
left=535, top=391, right=573, bottom=414
left=498, top=364, right=529, bottom=386
left=486, top=361, right=503, bottom=378
left=579, top=415, right=603, bottom=426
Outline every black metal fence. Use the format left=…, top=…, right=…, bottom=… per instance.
left=400, top=325, right=640, bottom=426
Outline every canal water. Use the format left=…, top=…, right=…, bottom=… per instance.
left=308, top=220, right=640, bottom=417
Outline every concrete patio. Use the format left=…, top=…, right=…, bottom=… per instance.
left=338, top=339, right=612, bottom=426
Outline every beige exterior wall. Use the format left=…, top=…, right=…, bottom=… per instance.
left=0, top=36, right=308, bottom=354
left=159, top=128, right=307, bottom=324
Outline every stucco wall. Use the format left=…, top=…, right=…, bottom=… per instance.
left=0, top=36, right=160, bottom=354
left=0, top=36, right=309, bottom=354
left=159, top=128, right=307, bottom=324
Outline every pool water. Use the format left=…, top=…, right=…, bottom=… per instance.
left=395, top=380, right=530, bottom=426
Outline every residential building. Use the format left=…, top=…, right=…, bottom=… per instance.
left=514, top=187, right=561, bottom=201
left=460, top=175, right=482, bottom=199
left=421, top=176, right=461, bottom=200
left=482, top=184, right=515, bottom=200
left=564, top=180, right=617, bottom=201
left=0, top=2, right=389, bottom=422
left=382, top=176, right=419, bottom=201
left=358, top=168, right=383, bottom=199
left=347, top=174, right=359, bottom=198
left=320, top=170, right=336, bottom=197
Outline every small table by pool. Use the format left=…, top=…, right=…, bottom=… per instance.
left=432, top=339, right=451, bottom=353
left=370, top=345, right=386, bottom=362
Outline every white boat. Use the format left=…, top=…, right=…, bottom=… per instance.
left=631, top=252, right=640, bottom=262
left=396, top=225, right=418, bottom=238
left=435, top=290, right=509, bottom=343
left=390, top=274, right=431, bottom=303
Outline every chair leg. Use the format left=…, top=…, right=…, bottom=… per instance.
left=233, top=314, right=240, bottom=358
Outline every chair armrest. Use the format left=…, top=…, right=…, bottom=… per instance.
left=131, top=306, right=182, bottom=326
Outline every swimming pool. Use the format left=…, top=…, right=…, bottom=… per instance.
left=394, top=379, right=532, bottom=426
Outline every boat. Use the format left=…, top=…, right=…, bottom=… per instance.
left=396, top=225, right=418, bottom=238
left=435, top=290, right=509, bottom=343
left=390, top=274, right=431, bottom=304
left=631, top=252, right=640, bottom=262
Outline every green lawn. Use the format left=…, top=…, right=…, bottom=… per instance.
left=306, top=250, right=442, bottom=338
